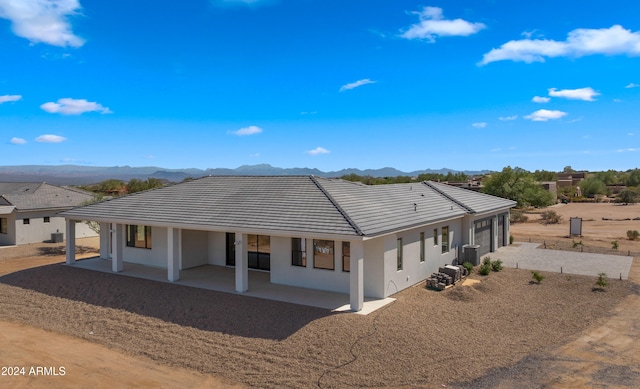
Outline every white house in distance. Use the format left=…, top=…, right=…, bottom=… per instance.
left=61, top=176, right=515, bottom=311
left=0, top=182, right=97, bottom=246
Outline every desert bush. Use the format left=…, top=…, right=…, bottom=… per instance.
left=531, top=271, right=545, bottom=284
left=611, top=241, right=619, bottom=250
left=462, top=261, right=474, bottom=274
left=482, top=256, right=491, bottom=265
left=540, top=210, right=562, bottom=225
left=627, top=230, right=639, bottom=241
left=479, top=262, right=492, bottom=276
left=510, top=210, right=529, bottom=224
left=572, top=239, right=583, bottom=248
left=509, top=234, right=514, bottom=244
left=594, top=273, right=608, bottom=290
left=491, top=259, right=503, bottom=272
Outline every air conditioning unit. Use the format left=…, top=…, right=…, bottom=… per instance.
left=462, top=244, right=481, bottom=266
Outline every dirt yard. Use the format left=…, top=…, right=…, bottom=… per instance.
left=0, top=203, right=639, bottom=388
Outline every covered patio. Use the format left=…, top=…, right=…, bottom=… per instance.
left=68, top=257, right=395, bottom=315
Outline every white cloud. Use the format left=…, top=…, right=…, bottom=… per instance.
left=524, top=109, right=567, bottom=121
left=0, top=94, right=22, bottom=104
left=532, top=96, right=550, bottom=103
left=472, top=122, right=487, bottom=128
left=480, top=25, right=640, bottom=65
left=0, top=0, right=84, bottom=47
left=40, top=98, right=112, bottom=115
left=10, top=137, right=26, bottom=144
left=548, top=87, right=599, bottom=101
left=499, top=115, right=518, bottom=121
left=229, top=125, right=263, bottom=136
left=613, top=98, right=622, bottom=103
left=628, top=132, right=635, bottom=136
left=400, top=6, right=486, bottom=42
left=625, top=82, right=640, bottom=88
left=35, top=134, right=67, bottom=143
left=300, top=111, right=317, bottom=115
left=306, top=146, right=330, bottom=156
left=617, top=148, right=639, bottom=153
left=339, top=79, right=377, bottom=92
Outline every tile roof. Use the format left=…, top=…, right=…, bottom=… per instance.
left=0, top=182, right=94, bottom=211
left=61, top=176, right=516, bottom=238
left=423, top=181, right=517, bottom=214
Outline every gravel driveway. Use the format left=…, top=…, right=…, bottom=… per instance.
left=492, top=242, right=633, bottom=279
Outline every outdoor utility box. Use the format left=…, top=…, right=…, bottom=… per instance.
left=51, top=232, right=63, bottom=243
left=462, top=244, right=481, bottom=266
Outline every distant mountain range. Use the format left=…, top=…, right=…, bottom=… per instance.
left=0, top=164, right=491, bottom=186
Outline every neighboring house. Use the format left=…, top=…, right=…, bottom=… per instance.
left=0, top=182, right=98, bottom=246
left=61, top=176, right=515, bottom=311
left=557, top=172, right=587, bottom=187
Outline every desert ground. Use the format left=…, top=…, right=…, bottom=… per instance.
left=0, top=202, right=639, bottom=388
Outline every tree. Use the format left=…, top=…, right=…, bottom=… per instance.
left=481, top=166, right=554, bottom=208
left=533, top=170, right=557, bottom=182
left=126, top=178, right=165, bottom=194
left=626, top=169, right=640, bottom=187
left=563, top=166, right=576, bottom=173
left=580, top=177, right=606, bottom=197
left=81, top=194, right=104, bottom=234
left=618, top=189, right=638, bottom=205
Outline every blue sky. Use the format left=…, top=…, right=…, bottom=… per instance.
left=1, top=0, right=639, bottom=173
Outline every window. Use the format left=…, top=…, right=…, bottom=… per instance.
left=313, top=239, right=334, bottom=270
left=433, top=228, right=438, bottom=246
left=442, top=226, right=449, bottom=253
left=44, top=217, right=50, bottom=223
left=248, top=234, right=271, bottom=271
left=226, top=232, right=235, bottom=266
left=342, top=241, right=350, bottom=272
left=420, top=232, right=425, bottom=262
left=0, top=218, right=7, bottom=234
left=292, top=238, right=307, bottom=267
left=126, top=225, right=152, bottom=249
left=23, top=218, right=30, bottom=225
left=397, top=238, right=403, bottom=270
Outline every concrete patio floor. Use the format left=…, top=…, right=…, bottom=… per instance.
left=68, top=257, right=395, bottom=315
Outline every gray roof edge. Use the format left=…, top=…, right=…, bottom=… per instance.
left=422, top=181, right=476, bottom=214
left=310, top=176, right=365, bottom=236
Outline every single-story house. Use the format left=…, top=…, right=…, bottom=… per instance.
left=61, top=176, right=516, bottom=311
left=0, top=182, right=97, bottom=246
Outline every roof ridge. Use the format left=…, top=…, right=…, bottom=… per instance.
left=422, top=181, right=476, bottom=214
left=309, top=176, right=365, bottom=236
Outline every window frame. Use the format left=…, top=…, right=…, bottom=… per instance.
left=433, top=228, right=438, bottom=246
left=420, top=232, right=425, bottom=262
left=23, top=218, right=30, bottom=225
left=397, top=238, right=403, bottom=271
left=342, top=241, right=350, bottom=272
left=0, top=218, right=7, bottom=234
left=441, top=226, right=449, bottom=253
left=291, top=237, right=307, bottom=267
left=313, top=239, right=335, bottom=270
left=126, top=225, right=152, bottom=249
left=44, top=216, right=50, bottom=223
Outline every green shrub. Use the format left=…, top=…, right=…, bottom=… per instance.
left=491, top=259, right=503, bottom=272
left=627, top=230, right=639, bottom=241
left=462, top=261, right=474, bottom=274
left=482, top=256, right=491, bottom=266
left=479, top=263, right=492, bottom=276
left=572, top=239, right=583, bottom=248
left=595, top=273, right=608, bottom=290
left=509, top=234, right=514, bottom=245
left=540, top=210, right=562, bottom=225
left=612, top=241, right=619, bottom=250
left=531, top=271, right=545, bottom=284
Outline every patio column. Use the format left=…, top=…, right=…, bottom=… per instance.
left=235, top=233, right=248, bottom=293
left=112, top=224, right=124, bottom=272
left=65, top=219, right=76, bottom=265
left=349, top=240, right=364, bottom=312
left=167, top=227, right=180, bottom=282
left=99, top=222, right=110, bottom=259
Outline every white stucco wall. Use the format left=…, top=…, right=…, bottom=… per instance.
left=11, top=211, right=97, bottom=245
left=181, top=229, right=208, bottom=269
left=207, top=231, right=227, bottom=266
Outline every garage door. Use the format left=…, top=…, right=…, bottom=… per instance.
left=474, top=218, right=493, bottom=256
